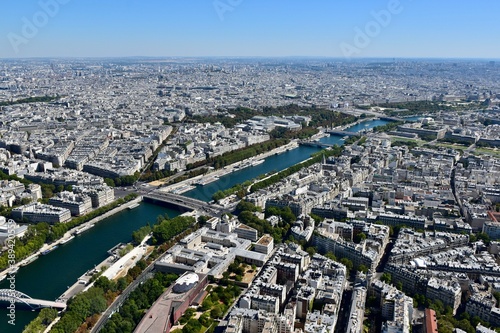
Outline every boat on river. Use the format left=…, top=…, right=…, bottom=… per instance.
left=74, top=224, right=95, bottom=235
left=41, top=245, right=58, bottom=255
left=60, top=235, right=75, bottom=245
left=21, top=255, right=39, bottom=266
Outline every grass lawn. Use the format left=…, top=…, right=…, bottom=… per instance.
left=473, top=147, right=500, bottom=157
left=389, top=136, right=425, bottom=146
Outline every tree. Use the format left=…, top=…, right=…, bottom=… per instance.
left=67, top=294, right=92, bottom=321
left=39, top=307, right=58, bottom=325
left=354, top=232, right=367, bottom=244
left=236, top=200, right=259, bottom=213
left=51, top=312, right=81, bottom=333
left=357, top=264, right=368, bottom=273
left=306, top=247, right=316, bottom=256
left=429, top=299, right=444, bottom=316
left=475, top=232, right=491, bottom=244
left=381, top=272, right=392, bottom=284
left=132, top=225, right=151, bottom=245
left=199, top=312, right=212, bottom=327
left=183, top=318, right=202, bottom=333
left=200, top=298, right=213, bottom=311
left=494, top=291, right=500, bottom=306
left=309, top=213, right=324, bottom=224
left=117, top=277, right=128, bottom=292
left=438, top=319, right=455, bottom=333
left=413, top=294, right=426, bottom=308
left=20, top=197, right=32, bottom=205
left=198, top=215, right=210, bottom=224
left=340, top=258, right=353, bottom=272
left=95, top=276, right=114, bottom=291
left=89, top=293, right=107, bottom=315
left=325, top=252, right=337, bottom=261
left=104, top=178, right=115, bottom=187
left=210, top=305, right=224, bottom=318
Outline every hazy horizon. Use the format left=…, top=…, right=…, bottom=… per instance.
left=1, top=56, right=500, bottom=61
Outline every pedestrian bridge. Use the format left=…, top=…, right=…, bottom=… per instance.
left=0, top=289, right=66, bottom=310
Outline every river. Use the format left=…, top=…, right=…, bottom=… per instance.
left=182, top=118, right=391, bottom=202
left=0, top=203, right=180, bottom=333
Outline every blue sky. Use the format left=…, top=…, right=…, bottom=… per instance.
left=0, top=0, right=499, bottom=59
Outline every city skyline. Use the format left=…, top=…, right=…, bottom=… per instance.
left=1, top=0, right=500, bottom=59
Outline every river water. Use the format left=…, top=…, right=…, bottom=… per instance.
left=0, top=203, right=180, bottom=333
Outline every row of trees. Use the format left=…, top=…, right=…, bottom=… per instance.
left=438, top=136, right=471, bottom=146
left=476, top=141, right=498, bottom=148
left=391, top=139, right=419, bottom=149
left=39, top=257, right=162, bottom=333
left=39, top=268, right=136, bottom=333
left=168, top=168, right=209, bottom=186
left=151, top=215, right=196, bottom=244
left=103, top=174, right=139, bottom=187
left=270, top=127, right=318, bottom=140
left=139, top=169, right=174, bottom=182
left=212, top=180, right=252, bottom=201
left=51, top=287, right=109, bottom=333
left=0, top=193, right=138, bottom=270
left=250, top=146, right=342, bottom=192
left=0, top=95, right=58, bottom=106
left=186, top=138, right=289, bottom=171
left=100, top=272, right=179, bottom=333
